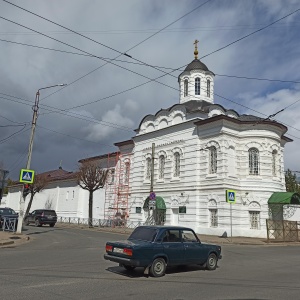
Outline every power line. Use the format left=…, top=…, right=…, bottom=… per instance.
left=0, top=124, right=28, bottom=144
left=2, top=37, right=300, bottom=86
left=215, top=73, right=300, bottom=84
left=1, top=22, right=299, bottom=36
left=4, top=0, right=299, bottom=117
left=1, top=0, right=214, bottom=103
left=2, top=3, right=300, bottom=146
left=37, top=124, right=117, bottom=147
left=2, top=0, right=213, bottom=57
left=200, top=7, right=300, bottom=60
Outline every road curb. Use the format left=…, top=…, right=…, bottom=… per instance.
left=0, top=240, right=14, bottom=246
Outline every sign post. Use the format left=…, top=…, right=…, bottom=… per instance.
left=226, top=190, right=236, bottom=242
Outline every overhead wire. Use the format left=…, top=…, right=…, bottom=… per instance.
left=1, top=0, right=213, bottom=102
left=0, top=124, right=28, bottom=144
left=2, top=2, right=300, bottom=163
left=2, top=0, right=299, bottom=116
left=1, top=37, right=300, bottom=86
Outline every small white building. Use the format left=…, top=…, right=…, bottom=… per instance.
left=3, top=166, right=107, bottom=221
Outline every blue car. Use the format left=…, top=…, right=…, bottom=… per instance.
left=104, top=225, right=222, bottom=277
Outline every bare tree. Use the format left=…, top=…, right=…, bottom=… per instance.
left=24, top=174, right=50, bottom=218
left=77, top=162, right=108, bottom=227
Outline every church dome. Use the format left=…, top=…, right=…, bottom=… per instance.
left=184, top=59, right=209, bottom=72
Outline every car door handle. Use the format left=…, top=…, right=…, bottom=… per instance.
left=164, top=245, right=169, bottom=248
left=184, top=245, right=189, bottom=248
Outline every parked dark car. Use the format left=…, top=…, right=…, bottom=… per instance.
left=0, top=207, right=18, bottom=230
left=25, top=209, right=57, bottom=227
left=104, top=225, right=222, bottom=277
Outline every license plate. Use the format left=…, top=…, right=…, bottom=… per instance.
left=113, top=247, right=123, bottom=253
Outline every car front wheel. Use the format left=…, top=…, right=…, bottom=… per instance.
left=206, top=253, right=218, bottom=270
left=150, top=258, right=166, bottom=277
left=49, top=223, right=55, bottom=227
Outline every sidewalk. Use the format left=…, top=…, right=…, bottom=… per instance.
left=0, top=230, right=30, bottom=248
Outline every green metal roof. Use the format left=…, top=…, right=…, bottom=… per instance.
left=268, top=192, right=300, bottom=205
left=143, top=196, right=167, bottom=210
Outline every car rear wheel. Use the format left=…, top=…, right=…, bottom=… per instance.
left=49, top=223, right=55, bottom=227
left=150, top=258, right=166, bottom=277
left=35, top=219, right=41, bottom=227
left=206, top=253, right=218, bottom=270
left=24, top=218, right=29, bottom=226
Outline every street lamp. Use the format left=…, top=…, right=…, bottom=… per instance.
left=16, top=84, right=67, bottom=233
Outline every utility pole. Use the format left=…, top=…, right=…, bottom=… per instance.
left=16, top=84, right=66, bottom=234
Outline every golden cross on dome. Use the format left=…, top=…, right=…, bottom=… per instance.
left=194, top=39, right=199, bottom=59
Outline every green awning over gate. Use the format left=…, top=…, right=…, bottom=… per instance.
left=268, top=192, right=300, bottom=205
left=143, top=196, right=167, bottom=210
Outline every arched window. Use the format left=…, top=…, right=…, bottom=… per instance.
left=249, top=148, right=259, bottom=175
left=272, top=150, right=277, bottom=176
left=195, top=77, right=200, bottom=95
left=207, top=79, right=210, bottom=97
left=249, top=211, right=260, bottom=229
left=145, top=157, right=151, bottom=180
left=158, top=155, right=165, bottom=179
left=173, top=152, right=180, bottom=177
left=184, top=79, right=188, bottom=97
left=209, top=146, right=217, bottom=174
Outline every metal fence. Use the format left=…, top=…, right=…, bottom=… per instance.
left=57, top=216, right=143, bottom=231
left=1, top=217, right=17, bottom=232
left=266, top=219, right=300, bottom=242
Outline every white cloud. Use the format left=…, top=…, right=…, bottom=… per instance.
left=0, top=0, right=300, bottom=177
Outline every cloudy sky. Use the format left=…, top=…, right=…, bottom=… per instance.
left=0, top=0, right=300, bottom=180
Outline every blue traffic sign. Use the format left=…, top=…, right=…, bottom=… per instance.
left=19, top=169, right=35, bottom=183
left=226, top=189, right=236, bottom=203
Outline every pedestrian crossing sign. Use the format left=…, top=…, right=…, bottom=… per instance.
left=19, top=169, right=35, bottom=183
left=226, top=189, right=236, bottom=203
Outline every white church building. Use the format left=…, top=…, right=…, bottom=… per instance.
left=116, top=42, right=291, bottom=238
left=3, top=43, right=292, bottom=238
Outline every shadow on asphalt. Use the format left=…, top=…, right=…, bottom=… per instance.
left=26, top=228, right=63, bottom=235
left=106, top=264, right=212, bottom=278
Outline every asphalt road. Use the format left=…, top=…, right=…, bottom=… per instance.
left=1, top=225, right=300, bottom=300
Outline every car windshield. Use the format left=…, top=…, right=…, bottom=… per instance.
left=128, top=227, right=158, bottom=242
left=0, top=208, right=16, bottom=215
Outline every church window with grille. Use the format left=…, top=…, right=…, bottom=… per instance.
left=249, top=148, right=259, bottom=175
left=158, top=155, right=165, bottom=179
left=195, top=77, right=200, bottom=95
left=209, top=209, right=218, bottom=227
left=184, top=79, right=188, bottom=97
left=173, top=152, right=180, bottom=177
left=272, top=150, right=277, bottom=176
left=209, top=146, right=217, bottom=174
left=249, top=211, right=260, bottom=229
left=145, top=157, right=151, bottom=180
left=207, top=79, right=210, bottom=97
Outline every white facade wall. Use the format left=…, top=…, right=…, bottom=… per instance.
left=128, top=106, right=288, bottom=238
left=2, top=180, right=107, bottom=221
